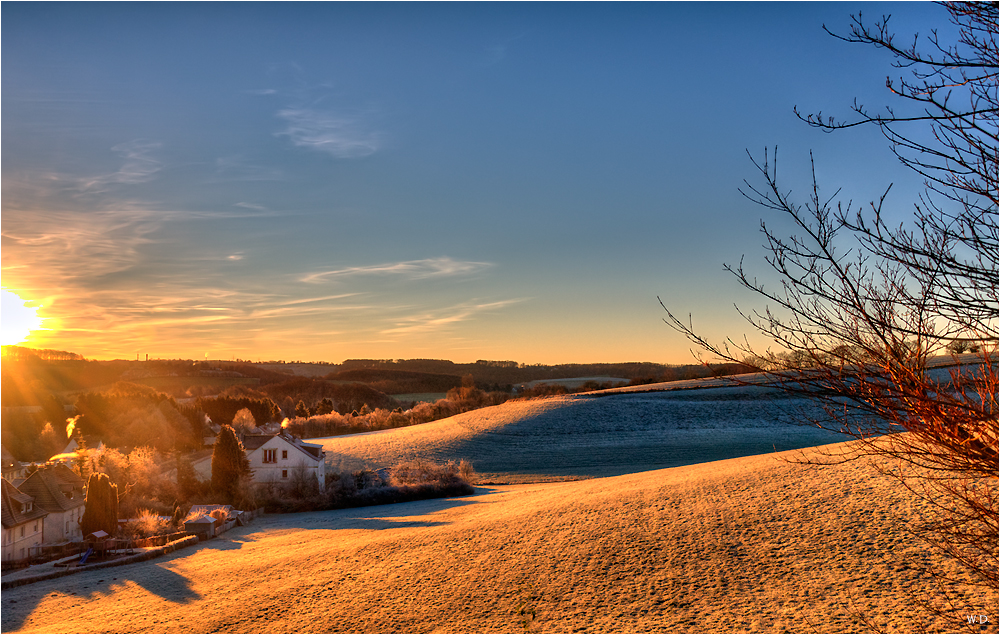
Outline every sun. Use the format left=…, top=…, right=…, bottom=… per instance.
left=1, top=289, right=44, bottom=346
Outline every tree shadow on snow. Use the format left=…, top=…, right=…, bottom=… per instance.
left=195, top=536, right=250, bottom=551
left=251, top=487, right=501, bottom=533
left=1, top=563, right=201, bottom=632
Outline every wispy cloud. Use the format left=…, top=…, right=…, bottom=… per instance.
left=79, top=140, right=162, bottom=192
left=214, top=156, right=284, bottom=182
left=302, top=257, right=492, bottom=283
left=233, top=202, right=267, bottom=211
left=2, top=206, right=163, bottom=282
left=276, top=108, right=383, bottom=158
left=382, top=299, right=524, bottom=335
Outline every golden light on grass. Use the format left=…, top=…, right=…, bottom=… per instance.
left=1, top=289, right=44, bottom=346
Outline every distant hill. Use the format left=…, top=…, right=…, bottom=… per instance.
left=325, top=369, right=463, bottom=394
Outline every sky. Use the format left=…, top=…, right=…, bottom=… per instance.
left=2, top=2, right=944, bottom=364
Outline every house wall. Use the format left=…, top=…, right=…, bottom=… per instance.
left=248, top=437, right=325, bottom=490
left=2, top=518, right=44, bottom=563
left=44, top=505, right=85, bottom=544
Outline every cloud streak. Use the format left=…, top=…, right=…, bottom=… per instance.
left=302, top=257, right=492, bottom=283
left=381, top=299, right=525, bottom=335
left=79, top=140, right=162, bottom=192
left=276, top=108, right=383, bottom=158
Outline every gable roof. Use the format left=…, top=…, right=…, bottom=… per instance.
left=16, top=466, right=85, bottom=513
left=241, top=434, right=274, bottom=452
left=48, top=463, right=86, bottom=488
left=1, top=479, right=49, bottom=529
left=240, top=431, right=324, bottom=462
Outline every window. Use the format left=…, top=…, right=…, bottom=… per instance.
left=20, top=527, right=25, bottom=538
left=282, top=450, right=288, bottom=460
left=66, top=521, right=70, bottom=533
left=281, top=470, right=288, bottom=478
left=33, top=522, right=38, bottom=533
left=263, top=449, right=277, bottom=463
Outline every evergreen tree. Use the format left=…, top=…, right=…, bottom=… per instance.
left=314, top=398, right=335, bottom=416
left=81, top=473, right=119, bottom=536
left=211, top=425, right=251, bottom=503
left=294, top=400, right=310, bottom=419
left=176, top=452, right=201, bottom=500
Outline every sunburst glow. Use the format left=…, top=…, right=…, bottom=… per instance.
left=1, top=289, right=44, bottom=346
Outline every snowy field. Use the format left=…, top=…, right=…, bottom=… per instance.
left=3, top=382, right=994, bottom=633
left=317, top=385, right=847, bottom=481
left=2, top=442, right=994, bottom=633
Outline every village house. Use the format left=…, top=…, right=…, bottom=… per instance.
left=14, top=465, right=86, bottom=545
left=192, top=430, right=327, bottom=491
left=243, top=431, right=326, bottom=491
left=46, top=435, right=106, bottom=469
left=1, top=445, right=26, bottom=482
left=1, top=479, right=49, bottom=563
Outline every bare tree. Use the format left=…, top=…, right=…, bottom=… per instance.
left=662, top=0, right=997, bottom=599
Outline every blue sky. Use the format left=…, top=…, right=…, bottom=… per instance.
left=2, top=2, right=941, bottom=363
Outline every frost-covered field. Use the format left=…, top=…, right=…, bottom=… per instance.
left=4, top=384, right=994, bottom=633
left=3, top=442, right=994, bottom=633
left=318, top=386, right=846, bottom=481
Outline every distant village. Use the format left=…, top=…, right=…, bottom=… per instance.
left=2, top=423, right=323, bottom=569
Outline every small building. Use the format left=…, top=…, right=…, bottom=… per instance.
left=15, top=464, right=86, bottom=545
left=1, top=479, right=49, bottom=563
left=1, top=445, right=26, bottom=482
left=244, top=431, right=326, bottom=491
left=183, top=514, right=217, bottom=539
left=189, top=430, right=327, bottom=492
left=61, top=436, right=105, bottom=455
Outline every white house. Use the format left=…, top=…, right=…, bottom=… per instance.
left=1, top=445, right=25, bottom=482
left=243, top=431, right=326, bottom=491
left=1, top=479, right=49, bottom=563
left=14, top=464, right=86, bottom=545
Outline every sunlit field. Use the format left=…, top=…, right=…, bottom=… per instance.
left=3, top=440, right=993, bottom=633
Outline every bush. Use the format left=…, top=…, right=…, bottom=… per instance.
left=121, top=508, right=171, bottom=539
left=390, top=458, right=474, bottom=487
left=257, top=460, right=476, bottom=514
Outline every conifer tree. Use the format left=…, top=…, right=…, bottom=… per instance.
left=211, top=425, right=251, bottom=503
left=294, top=400, right=310, bottom=419
left=80, top=472, right=119, bottom=536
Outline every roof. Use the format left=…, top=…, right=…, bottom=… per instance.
left=62, top=436, right=105, bottom=454
left=16, top=466, right=85, bottom=513
left=48, top=463, right=86, bottom=488
left=1, top=479, right=49, bottom=529
left=244, top=431, right=324, bottom=462
left=1, top=444, right=24, bottom=473
left=241, top=434, right=274, bottom=451
left=184, top=515, right=216, bottom=527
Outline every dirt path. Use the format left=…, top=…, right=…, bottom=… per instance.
left=2, top=443, right=994, bottom=633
